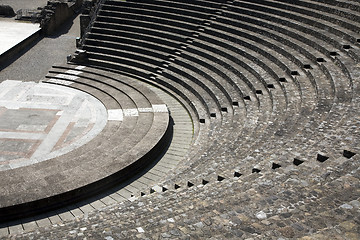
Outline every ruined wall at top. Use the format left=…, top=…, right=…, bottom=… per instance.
left=40, top=0, right=83, bottom=35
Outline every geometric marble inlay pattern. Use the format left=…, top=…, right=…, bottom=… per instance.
left=0, top=80, right=108, bottom=171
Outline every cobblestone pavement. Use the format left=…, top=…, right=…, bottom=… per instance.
left=8, top=154, right=360, bottom=239
left=1, top=0, right=360, bottom=239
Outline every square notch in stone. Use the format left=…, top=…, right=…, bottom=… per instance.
left=221, top=107, right=228, bottom=112
left=343, top=44, right=351, bottom=49
left=202, top=179, right=209, bottom=185
left=272, top=162, right=281, bottom=170
left=317, top=153, right=329, bottom=163
left=255, top=90, right=263, bottom=95
left=303, top=64, right=312, bottom=69
left=316, top=58, right=325, bottom=63
left=210, top=113, right=216, bottom=118
left=293, top=158, right=304, bottom=166
left=199, top=118, right=206, bottom=123
left=267, top=84, right=275, bottom=89
left=234, top=171, right=242, bottom=177
left=232, top=101, right=239, bottom=107
left=291, top=71, right=299, bottom=76
left=279, top=77, right=287, bottom=83
left=243, top=96, right=251, bottom=101
left=343, top=150, right=356, bottom=159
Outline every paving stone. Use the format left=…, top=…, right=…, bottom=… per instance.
left=1, top=0, right=360, bottom=239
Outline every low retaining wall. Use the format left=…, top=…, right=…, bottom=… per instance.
left=0, top=28, right=41, bottom=68
left=0, top=0, right=84, bottom=67
left=40, top=0, right=83, bottom=35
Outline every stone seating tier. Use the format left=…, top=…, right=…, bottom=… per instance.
left=0, top=66, right=171, bottom=221
left=1, top=0, right=359, bottom=238
left=79, top=0, right=358, bottom=186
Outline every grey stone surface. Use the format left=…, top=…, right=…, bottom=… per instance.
left=0, top=66, right=171, bottom=219
left=1, top=0, right=360, bottom=239
left=0, top=80, right=107, bottom=169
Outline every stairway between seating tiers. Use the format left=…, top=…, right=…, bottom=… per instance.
left=1, top=0, right=360, bottom=238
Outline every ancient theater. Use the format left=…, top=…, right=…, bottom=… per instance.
left=0, top=0, right=359, bottom=239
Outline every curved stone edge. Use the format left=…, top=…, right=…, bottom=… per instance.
left=0, top=92, right=171, bottom=223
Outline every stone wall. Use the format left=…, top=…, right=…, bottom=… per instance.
left=80, top=0, right=98, bottom=38
left=0, top=5, right=16, bottom=17
left=40, top=0, right=83, bottom=35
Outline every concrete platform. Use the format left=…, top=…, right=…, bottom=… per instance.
left=0, top=72, right=171, bottom=222
left=0, top=80, right=107, bottom=170
left=0, top=19, right=40, bottom=56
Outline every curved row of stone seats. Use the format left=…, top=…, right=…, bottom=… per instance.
left=101, top=0, right=300, bottom=118
left=19, top=150, right=359, bottom=238
left=170, top=0, right=356, bottom=179
left=89, top=6, right=228, bottom=115
left=79, top=0, right=358, bottom=195
left=2, top=0, right=360, bottom=238
left=85, top=41, right=227, bottom=118
left=92, top=1, right=272, bottom=122
left=100, top=0, right=358, bottom=184
left=84, top=0, right=238, bottom=165
left=46, top=65, right=194, bottom=190
left=45, top=66, right=171, bottom=159
left=82, top=0, right=310, bottom=182
left=82, top=0, right=270, bottom=179
left=220, top=3, right=354, bottom=107
left=257, top=0, right=360, bottom=41
left=220, top=2, right=357, bottom=155
left=215, top=8, right=349, bottom=127
left=224, top=4, right=341, bottom=59
left=0, top=65, right=170, bottom=221
left=234, top=0, right=360, bottom=61
left=45, top=67, right=177, bottom=188
left=84, top=54, right=205, bottom=139
left=85, top=27, right=240, bottom=118
left=101, top=0, right=312, bottom=173
left=101, top=0, right=272, bottom=108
